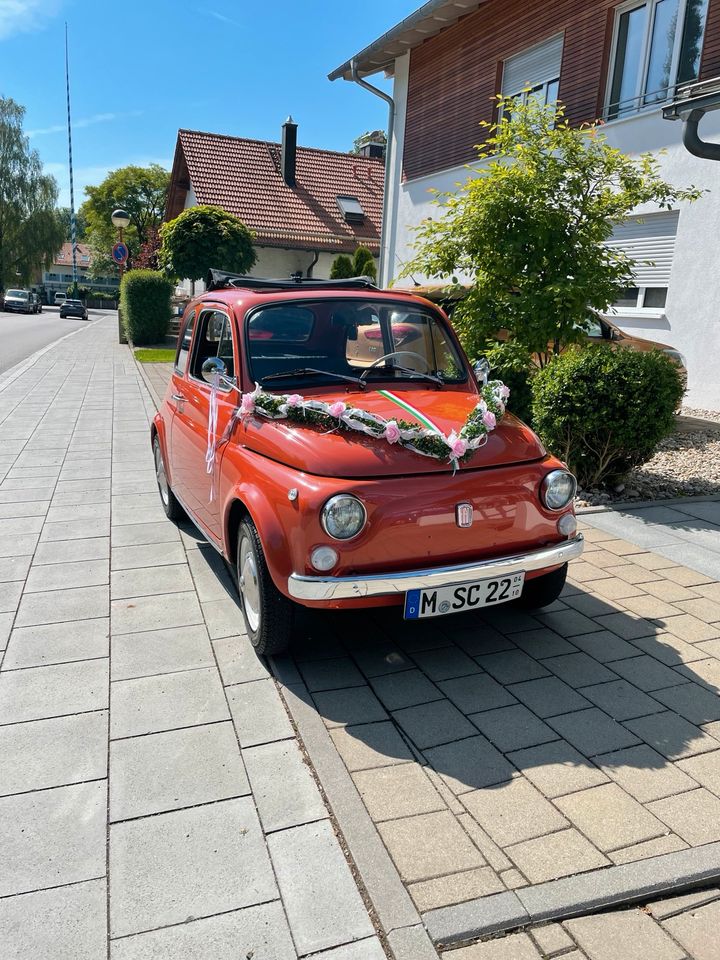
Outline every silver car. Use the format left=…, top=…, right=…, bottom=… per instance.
left=3, top=289, right=33, bottom=314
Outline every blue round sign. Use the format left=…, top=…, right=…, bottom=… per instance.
left=112, top=242, right=129, bottom=265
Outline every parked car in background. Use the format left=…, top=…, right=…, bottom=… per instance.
left=152, top=272, right=583, bottom=655
left=3, top=289, right=33, bottom=314
left=30, top=293, right=42, bottom=314
left=60, top=299, right=88, bottom=320
left=54, top=292, right=67, bottom=305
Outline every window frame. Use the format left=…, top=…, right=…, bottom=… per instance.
left=188, top=307, right=236, bottom=392
left=608, top=284, right=669, bottom=315
left=174, top=309, right=196, bottom=375
left=605, top=0, right=704, bottom=120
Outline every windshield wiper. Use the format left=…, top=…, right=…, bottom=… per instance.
left=260, top=367, right=367, bottom=389
left=365, top=364, right=445, bottom=388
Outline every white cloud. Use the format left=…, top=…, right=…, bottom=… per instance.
left=201, top=7, right=242, bottom=28
left=0, top=0, right=63, bottom=40
left=28, top=111, right=143, bottom=138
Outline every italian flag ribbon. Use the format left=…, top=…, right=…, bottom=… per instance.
left=376, top=389, right=443, bottom=434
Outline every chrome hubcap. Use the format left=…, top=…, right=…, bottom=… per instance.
left=239, top=536, right=260, bottom=633
left=154, top=443, right=169, bottom=506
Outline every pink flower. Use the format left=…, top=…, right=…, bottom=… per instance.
left=447, top=431, right=468, bottom=459
left=328, top=401, right=346, bottom=418
left=500, top=385, right=510, bottom=400
left=384, top=420, right=401, bottom=444
left=286, top=394, right=303, bottom=407
left=240, top=393, right=256, bottom=416
left=482, top=411, right=496, bottom=429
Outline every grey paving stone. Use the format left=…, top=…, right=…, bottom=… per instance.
left=213, top=634, right=270, bottom=686
left=510, top=627, right=578, bottom=658
left=0, top=533, right=39, bottom=558
left=4, top=617, right=109, bottom=669
left=555, top=782, right=667, bottom=852
left=111, top=563, right=194, bottom=599
left=469, top=704, right=558, bottom=752
left=351, top=642, right=412, bottom=678
left=298, top=656, right=366, bottom=692
left=579, top=679, right=663, bottom=721
left=0, top=500, right=48, bottom=520
left=0, top=611, right=11, bottom=651
left=110, top=721, right=249, bottom=821
left=438, top=673, right=518, bottom=714
left=647, top=887, right=720, bottom=920
left=593, top=612, right=658, bottom=640
left=0, top=515, right=44, bottom=537
left=508, top=741, right=609, bottom=798
left=109, top=901, right=297, bottom=960
left=609, top=834, right=688, bottom=864
left=547, top=708, right=641, bottom=757
left=0, top=580, right=22, bottom=613
left=649, top=788, right=720, bottom=845
left=313, top=685, right=388, bottom=727
left=40, top=517, right=110, bottom=541
left=110, top=667, right=229, bottom=738
left=393, top=698, right=478, bottom=749
left=185, top=544, right=235, bottom=603
left=378, top=808, right=485, bottom=882
left=268, top=819, right=374, bottom=956
left=624, top=711, right=720, bottom=760
left=0, top=710, right=107, bottom=797
left=565, top=909, right=684, bottom=960
left=476, top=650, right=550, bottom=685
left=244, top=737, right=326, bottom=832
left=33, top=536, right=109, bottom=565
left=311, top=938, right=388, bottom=960
left=652, top=681, right=720, bottom=725
left=529, top=922, right=576, bottom=958
left=0, top=780, right=106, bottom=897
left=597, top=743, right=697, bottom=803
left=569, top=630, right=642, bottom=663
left=14, top=583, right=108, bottom=627
left=608, top=654, right=689, bottom=692
left=462, top=777, right=568, bottom=847
left=631, top=631, right=707, bottom=665
left=410, top=866, right=504, bottom=913
left=662, top=898, right=720, bottom=959
left=424, top=891, right=529, bottom=945
left=111, top=541, right=186, bottom=571
left=330, top=720, right=414, bottom=771
left=543, top=652, right=618, bottom=688
left=111, top=590, right=203, bottom=635
left=678, top=749, right=720, bottom=796
left=227, top=676, right=293, bottom=747
left=352, top=762, right=446, bottom=822
left=0, top=554, right=31, bottom=583
left=45, top=501, right=109, bottom=523
left=412, top=646, right=483, bottom=680
left=111, top=624, right=214, bottom=680
left=111, top=521, right=181, bottom=547
left=424, top=735, right=515, bottom=794
left=447, top=931, right=542, bottom=959
left=0, top=658, right=108, bottom=724
left=201, top=596, right=243, bottom=640
left=507, top=827, right=609, bottom=884
left=0, top=877, right=107, bottom=960
left=507, top=676, right=591, bottom=718
left=110, top=796, right=277, bottom=938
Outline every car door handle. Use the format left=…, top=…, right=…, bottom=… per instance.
left=171, top=393, right=186, bottom=403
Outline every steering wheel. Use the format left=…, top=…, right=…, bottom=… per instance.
left=359, top=351, right=432, bottom=382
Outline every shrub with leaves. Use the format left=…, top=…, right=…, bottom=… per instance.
left=159, top=205, right=256, bottom=282
left=120, top=269, right=173, bottom=345
left=330, top=254, right=354, bottom=279
left=531, top=346, right=684, bottom=488
left=353, top=245, right=377, bottom=280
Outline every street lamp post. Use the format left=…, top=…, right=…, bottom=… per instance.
left=112, top=208, right=131, bottom=343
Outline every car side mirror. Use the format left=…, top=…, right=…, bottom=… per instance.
left=473, top=358, right=490, bottom=386
left=201, top=356, right=227, bottom=385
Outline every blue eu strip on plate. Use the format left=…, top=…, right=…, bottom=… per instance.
left=404, top=589, right=421, bottom=620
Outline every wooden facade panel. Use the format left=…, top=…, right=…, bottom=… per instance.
left=403, top=0, right=720, bottom=181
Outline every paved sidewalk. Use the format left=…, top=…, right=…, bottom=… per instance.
left=0, top=317, right=386, bottom=960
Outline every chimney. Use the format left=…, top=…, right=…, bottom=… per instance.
left=356, top=130, right=386, bottom=159
left=281, top=115, right=297, bottom=187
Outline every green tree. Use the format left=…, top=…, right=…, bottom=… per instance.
left=352, top=245, right=377, bottom=280
left=402, top=96, right=701, bottom=368
left=0, top=97, right=65, bottom=290
left=350, top=130, right=387, bottom=155
left=57, top=206, right=87, bottom=241
left=158, top=205, right=256, bottom=282
left=329, top=253, right=354, bottom=279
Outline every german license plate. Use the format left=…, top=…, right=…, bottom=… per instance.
left=404, top=572, right=525, bottom=620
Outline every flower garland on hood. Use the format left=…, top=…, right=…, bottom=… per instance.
left=238, top=379, right=510, bottom=470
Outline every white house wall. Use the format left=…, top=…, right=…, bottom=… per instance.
left=386, top=71, right=720, bottom=408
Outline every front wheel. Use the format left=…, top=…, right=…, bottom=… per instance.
left=516, top=564, right=567, bottom=609
left=236, top=518, right=294, bottom=656
left=153, top=436, right=184, bottom=521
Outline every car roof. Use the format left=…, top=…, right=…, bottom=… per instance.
left=190, top=286, right=438, bottom=315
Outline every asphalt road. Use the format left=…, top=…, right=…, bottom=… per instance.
left=0, top=306, right=117, bottom=375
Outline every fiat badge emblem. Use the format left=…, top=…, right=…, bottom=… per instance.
left=456, top=502, right=473, bottom=528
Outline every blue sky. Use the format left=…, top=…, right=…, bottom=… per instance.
left=0, top=0, right=412, bottom=207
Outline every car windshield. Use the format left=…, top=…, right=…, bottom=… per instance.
left=246, top=298, right=467, bottom=388
left=7, top=290, right=26, bottom=299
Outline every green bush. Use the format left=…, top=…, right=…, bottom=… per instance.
left=330, top=254, right=354, bottom=279
left=531, top=346, right=684, bottom=488
left=353, top=245, right=377, bottom=281
left=120, top=269, right=173, bottom=345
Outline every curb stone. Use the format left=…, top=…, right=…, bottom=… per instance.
left=577, top=493, right=720, bottom=514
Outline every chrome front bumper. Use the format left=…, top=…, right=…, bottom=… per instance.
left=287, top=533, right=584, bottom=602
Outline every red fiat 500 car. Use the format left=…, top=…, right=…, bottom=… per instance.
left=152, top=273, right=583, bottom=655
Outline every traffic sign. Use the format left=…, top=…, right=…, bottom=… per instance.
left=112, top=242, right=129, bottom=265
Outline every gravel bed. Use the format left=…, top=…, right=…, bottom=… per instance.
left=576, top=410, right=720, bottom=507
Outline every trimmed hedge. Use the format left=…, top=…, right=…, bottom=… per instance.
left=120, top=269, right=173, bottom=346
left=532, top=346, right=684, bottom=488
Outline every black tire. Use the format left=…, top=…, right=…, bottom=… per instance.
left=236, top=518, right=294, bottom=656
left=153, top=435, right=184, bottom=521
left=516, top=563, right=568, bottom=609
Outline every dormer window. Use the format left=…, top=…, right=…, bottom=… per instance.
left=337, top=195, right=365, bottom=224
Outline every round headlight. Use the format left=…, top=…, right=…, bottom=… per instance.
left=321, top=495, right=367, bottom=540
left=541, top=470, right=577, bottom=511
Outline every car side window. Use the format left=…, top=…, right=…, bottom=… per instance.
left=175, top=311, right=196, bottom=374
left=190, top=310, right=236, bottom=386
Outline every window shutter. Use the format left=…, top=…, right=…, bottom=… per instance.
left=501, top=34, right=564, bottom=96
left=607, top=211, right=679, bottom=285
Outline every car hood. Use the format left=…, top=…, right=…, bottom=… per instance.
left=237, top=386, right=545, bottom=478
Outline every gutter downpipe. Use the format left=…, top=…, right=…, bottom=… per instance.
left=350, top=58, right=395, bottom=288
left=683, top=108, right=720, bottom=161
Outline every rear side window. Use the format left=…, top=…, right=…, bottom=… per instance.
left=248, top=306, right=314, bottom=343
left=175, top=311, right=196, bottom=373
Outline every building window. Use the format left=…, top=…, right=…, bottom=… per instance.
left=607, top=0, right=709, bottom=119
left=501, top=34, right=564, bottom=108
left=605, top=210, right=679, bottom=313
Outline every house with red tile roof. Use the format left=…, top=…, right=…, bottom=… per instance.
left=37, top=242, right=119, bottom=301
left=165, top=119, right=384, bottom=284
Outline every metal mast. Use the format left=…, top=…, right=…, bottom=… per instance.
left=65, top=23, right=78, bottom=292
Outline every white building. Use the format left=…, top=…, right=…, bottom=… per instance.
left=331, top=0, right=720, bottom=409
